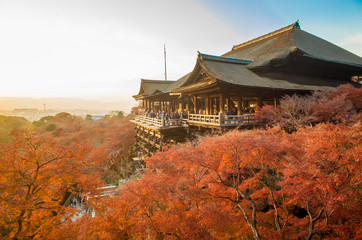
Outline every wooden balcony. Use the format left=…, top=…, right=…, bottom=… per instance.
left=132, top=115, right=183, bottom=129
left=132, top=113, right=254, bottom=129
left=188, top=113, right=254, bottom=127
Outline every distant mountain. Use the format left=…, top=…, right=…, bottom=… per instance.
left=0, top=97, right=135, bottom=113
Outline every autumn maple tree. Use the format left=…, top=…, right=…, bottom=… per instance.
left=254, top=84, right=362, bottom=131
left=63, top=121, right=361, bottom=240
left=0, top=131, right=105, bottom=239
left=34, top=113, right=136, bottom=184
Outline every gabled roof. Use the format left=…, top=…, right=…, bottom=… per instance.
left=135, top=22, right=361, bottom=100
left=133, top=79, right=175, bottom=99
left=133, top=74, right=191, bottom=100
left=172, top=55, right=346, bottom=93
left=224, top=21, right=362, bottom=69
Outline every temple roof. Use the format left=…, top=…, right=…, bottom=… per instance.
left=133, top=79, right=175, bottom=99
left=134, top=22, right=361, bottom=100
left=223, top=22, right=362, bottom=69
left=173, top=56, right=349, bottom=93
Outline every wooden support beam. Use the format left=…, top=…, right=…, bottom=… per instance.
left=187, top=97, right=191, bottom=111
left=205, top=97, right=209, bottom=115
left=257, top=97, right=263, bottom=108
left=237, top=96, right=242, bottom=115
left=219, top=92, right=226, bottom=114
left=242, top=100, right=248, bottom=111
left=193, top=95, right=197, bottom=114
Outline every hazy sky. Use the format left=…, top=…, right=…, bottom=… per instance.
left=1, top=0, right=361, bottom=104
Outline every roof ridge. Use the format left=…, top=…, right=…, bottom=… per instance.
left=141, top=79, right=175, bottom=83
left=198, top=52, right=253, bottom=64
left=231, top=21, right=300, bottom=51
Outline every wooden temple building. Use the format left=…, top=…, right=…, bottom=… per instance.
left=131, top=22, right=362, bottom=157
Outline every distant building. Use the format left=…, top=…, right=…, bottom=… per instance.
left=91, top=115, right=104, bottom=120
left=131, top=22, right=362, bottom=157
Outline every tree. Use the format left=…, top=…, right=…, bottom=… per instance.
left=0, top=131, right=105, bottom=239
left=0, top=116, right=32, bottom=143
left=69, top=123, right=361, bottom=240
left=105, top=111, right=125, bottom=119
left=254, top=84, right=362, bottom=131
left=34, top=113, right=136, bottom=184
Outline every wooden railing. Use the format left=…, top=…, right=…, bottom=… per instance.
left=188, top=113, right=253, bottom=126
left=134, top=113, right=254, bottom=128
left=134, top=115, right=183, bottom=128
left=135, top=115, right=163, bottom=127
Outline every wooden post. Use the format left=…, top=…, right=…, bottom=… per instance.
left=242, top=100, right=248, bottom=111
left=219, top=112, right=223, bottom=126
left=205, top=97, right=209, bottom=115
left=219, top=92, right=225, bottom=114
left=257, top=97, right=263, bottom=108
left=193, top=95, right=197, bottom=114
left=152, top=130, right=156, bottom=150
left=237, top=96, right=242, bottom=115
left=186, top=96, right=189, bottom=111
left=160, top=134, right=163, bottom=151
left=210, top=97, right=214, bottom=115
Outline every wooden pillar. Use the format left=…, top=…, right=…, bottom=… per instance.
left=237, top=96, right=242, bottom=115
left=257, top=97, right=263, bottom=108
left=226, top=96, right=231, bottom=112
left=187, top=96, right=190, bottom=111
left=219, top=92, right=226, bottom=114
left=205, top=97, right=210, bottom=115
left=242, top=100, right=248, bottom=111
left=142, top=100, right=145, bottom=108
left=152, top=130, right=156, bottom=152
left=147, top=129, right=151, bottom=156
left=193, top=95, right=197, bottom=114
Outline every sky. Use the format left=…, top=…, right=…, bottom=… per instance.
left=0, top=0, right=361, bottom=108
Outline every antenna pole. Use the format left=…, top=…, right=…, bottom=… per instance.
left=164, top=44, right=167, bottom=81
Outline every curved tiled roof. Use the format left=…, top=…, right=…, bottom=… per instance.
left=223, top=21, right=362, bottom=69
left=135, top=22, right=361, bottom=100
left=133, top=79, right=175, bottom=99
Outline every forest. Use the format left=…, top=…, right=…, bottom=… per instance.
left=0, top=84, right=361, bottom=240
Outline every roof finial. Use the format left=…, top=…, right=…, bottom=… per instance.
left=295, top=20, right=300, bottom=29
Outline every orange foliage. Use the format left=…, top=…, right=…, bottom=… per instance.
left=66, top=123, right=361, bottom=239
left=0, top=131, right=106, bottom=239
left=255, top=84, right=362, bottom=132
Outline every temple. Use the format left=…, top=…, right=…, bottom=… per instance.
left=131, top=22, right=362, bottom=157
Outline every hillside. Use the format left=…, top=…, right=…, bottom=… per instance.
left=0, top=97, right=135, bottom=112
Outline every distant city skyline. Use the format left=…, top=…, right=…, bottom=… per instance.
left=1, top=0, right=361, bottom=106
